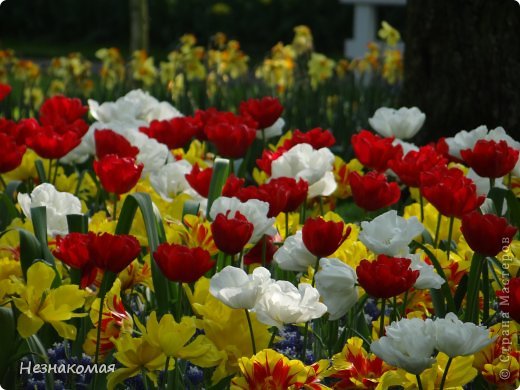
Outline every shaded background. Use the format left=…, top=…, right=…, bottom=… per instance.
left=0, top=0, right=405, bottom=59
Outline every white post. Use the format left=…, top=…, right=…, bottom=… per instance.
left=346, top=3, right=377, bottom=58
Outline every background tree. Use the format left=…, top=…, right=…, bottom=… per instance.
left=130, top=0, right=149, bottom=52
left=401, top=0, right=520, bottom=142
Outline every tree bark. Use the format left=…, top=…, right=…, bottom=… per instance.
left=130, top=0, right=150, bottom=53
left=401, top=0, right=520, bottom=142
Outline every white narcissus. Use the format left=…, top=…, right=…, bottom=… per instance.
left=273, top=230, right=316, bottom=272
left=431, top=312, right=496, bottom=357
left=358, top=210, right=424, bottom=256
left=371, top=317, right=437, bottom=375
left=209, top=266, right=273, bottom=309
left=368, top=107, right=426, bottom=139
left=209, top=197, right=276, bottom=244
left=17, top=183, right=82, bottom=237
left=270, top=143, right=337, bottom=199
left=314, top=258, right=358, bottom=320
left=252, top=281, right=327, bottom=330
left=405, top=254, right=445, bottom=290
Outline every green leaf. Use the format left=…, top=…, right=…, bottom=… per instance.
left=4, top=179, right=22, bottom=200
left=34, top=159, right=48, bottom=183
left=0, top=192, right=19, bottom=231
left=182, top=200, right=200, bottom=222
left=413, top=241, right=456, bottom=315
left=30, top=207, right=60, bottom=287
left=26, top=335, right=54, bottom=390
left=206, top=158, right=230, bottom=221
left=0, top=306, right=18, bottom=381
left=66, top=213, right=89, bottom=233
left=115, top=192, right=170, bottom=316
left=18, top=228, right=43, bottom=280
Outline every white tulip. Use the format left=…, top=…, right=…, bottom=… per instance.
left=405, top=254, right=445, bottom=290
left=17, top=183, right=82, bottom=237
left=445, top=125, right=520, bottom=161
left=368, top=107, right=426, bottom=139
left=273, top=230, right=316, bottom=272
left=371, top=317, right=436, bottom=375
left=209, top=266, right=273, bottom=309
left=256, top=118, right=285, bottom=140
left=466, top=169, right=506, bottom=197
left=315, top=258, right=358, bottom=320
left=270, top=143, right=337, bottom=198
left=359, top=210, right=424, bottom=256
left=432, top=312, right=496, bottom=357
left=209, top=197, right=276, bottom=243
left=253, top=281, right=327, bottom=329
left=149, top=160, right=193, bottom=201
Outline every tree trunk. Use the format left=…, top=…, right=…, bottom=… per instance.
left=130, top=0, right=150, bottom=53
left=401, top=0, right=520, bottom=142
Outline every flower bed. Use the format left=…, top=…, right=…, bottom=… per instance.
left=0, top=63, right=519, bottom=389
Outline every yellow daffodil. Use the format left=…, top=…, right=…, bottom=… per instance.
left=185, top=277, right=271, bottom=383
left=140, top=312, right=222, bottom=368
left=333, top=157, right=363, bottom=199
left=292, top=25, right=314, bottom=55
left=404, top=202, right=462, bottom=244
left=0, top=257, right=23, bottom=304
left=378, top=21, right=401, bottom=47
left=231, top=349, right=329, bottom=390
left=4, top=149, right=39, bottom=182
left=275, top=212, right=300, bottom=239
left=107, top=333, right=167, bottom=390
left=378, top=353, right=477, bottom=389
left=13, top=261, right=87, bottom=339
left=308, top=53, right=335, bottom=89
left=326, top=337, right=392, bottom=388
left=118, top=257, right=153, bottom=292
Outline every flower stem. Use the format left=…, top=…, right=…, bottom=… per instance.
left=379, top=298, right=386, bottom=339
left=244, top=309, right=257, bottom=355
left=446, top=216, right=455, bottom=262
left=142, top=369, right=150, bottom=390
left=489, top=177, right=496, bottom=190
left=112, top=195, right=118, bottom=220
left=268, top=327, right=278, bottom=348
left=434, top=212, right=442, bottom=248
left=285, top=212, right=289, bottom=239
left=419, top=193, right=424, bottom=222
left=0, top=174, right=6, bottom=190
left=416, top=374, right=424, bottom=390
left=161, top=357, right=170, bottom=389
left=439, top=357, right=453, bottom=390
left=261, top=236, right=267, bottom=268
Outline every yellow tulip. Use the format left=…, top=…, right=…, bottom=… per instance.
left=13, top=261, right=87, bottom=339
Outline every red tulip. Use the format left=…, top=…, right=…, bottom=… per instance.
left=0, top=83, right=12, bottom=101
left=266, top=177, right=308, bottom=213
left=256, top=148, right=287, bottom=175
left=282, top=127, right=336, bottom=150
left=234, top=185, right=286, bottom=218
left=244, top=235, right=278, bottom=265
left=39, top=96, right=88, bottom=136
left=0, top=133, right=26, bottom=173
left=94, top=129, right=139, bottom=159
left=356, top=255, right=419, bottom=299
left=351, top=130, right=403, bottom=172
left=139, top=117, right=196, bottom=150
left=211, top=211, right=254, bottom=255
left=53, top=233, right=97, bottom=288
left=94, top=155, right=143, bottom=195
left=420, top=167, right=485, bottom=219
left=461, top=139, right=519, bottom=178
left=12, top=118, right=40, bottom=145
left=185, top=164, right=213, bottom=198
left=388, top=145, right=447, bottom=187
left=497, top=277, right=520, bottom=324
left=461, top=211, right=517, bottom=257
left=222, top=174, right=245, bottom=197
left=154, top=244, right=215, bottom=283
left=206, top=121, right=256, bottom=159
left=348, top=171, right=401, bottom=211
left=26, top=127, right=82, bottom=159
left=302, top=217, right=351, bottom=258
left=89, top=233, right=141, bottom=274
left=239, top=96, right=284, bottom=129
